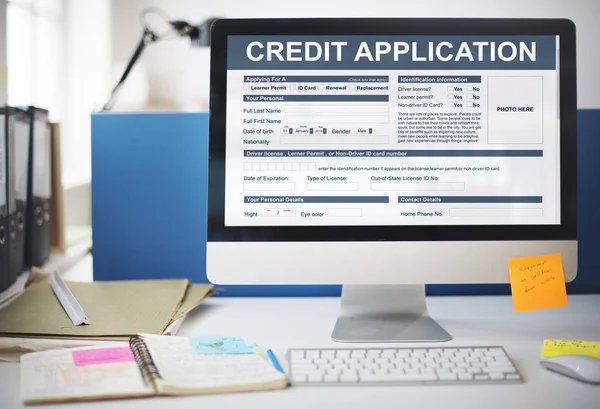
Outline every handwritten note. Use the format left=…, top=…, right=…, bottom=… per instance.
left=72, top=347, right=135, bottom=366
left=508, top=253, right=568, bottom=312
left=542, top=339, right=600, bottom=359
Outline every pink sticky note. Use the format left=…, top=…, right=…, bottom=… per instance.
left=72, top=347, right=135, bottom=366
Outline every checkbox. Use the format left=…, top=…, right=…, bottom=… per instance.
left=243, top=84, right=249, bottom=90
left=467, top=102, right=473, bottom=107
left=467, top=86, right=473, bottom=91
left=348, top=84, right=356, bottom=90
left=290, top=84, right=297, bottom=90
left=318, top=84, right=324, bottom=90
left=448, top=94, right=455, bottom=100
left=447, top=85, right=454, bottom=91
left=467, top=94, right=473, bottom=100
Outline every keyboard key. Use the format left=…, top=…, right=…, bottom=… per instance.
left=482, top=366, right=516, bottom=374
left=390, top=374, right=439, bottom=382
left=308, top=374, right=323, bottom=382
left=439, top=373, right=458, bottom=381
left=293, top=374, right=308, bottom=383
left=488, top=372, right=505, bottom=380
left=474, top=374, right=490, bottom=381
left=340, top=373, right=359, bottom=382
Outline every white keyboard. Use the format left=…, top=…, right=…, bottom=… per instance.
left=287, top=346, right=523, bottom=385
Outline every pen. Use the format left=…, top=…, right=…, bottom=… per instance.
left=267, top=349, right=285, bottom=374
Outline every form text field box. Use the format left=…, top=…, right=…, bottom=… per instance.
left=284, top=115, right=389, bottom=124
left=371, top=182, right=465, bottom=191
left=260, top=208, right=296, bottom=217
left=245, top=162, right=316, bottom=171
left=306, top=182, right=359, bottom=191
left=284, top=104, right=389, bottom=114
left=243, top=182, right=296, bottom=191
left=281, top=136, right=389, bottom=144
left=327, top=208, right=363, bottom=217
left=449, top=208, right=544, bottom=217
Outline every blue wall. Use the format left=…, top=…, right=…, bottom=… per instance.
left=91, top=110, right=600, bottom=296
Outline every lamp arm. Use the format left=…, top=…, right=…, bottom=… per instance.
left=101, top=29, right=157, bottom=111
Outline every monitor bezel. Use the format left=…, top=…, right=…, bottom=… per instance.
left=208, top=18, right=577, bottom=242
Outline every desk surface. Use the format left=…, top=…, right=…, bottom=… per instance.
left=2, top=288, right=600, bottom=408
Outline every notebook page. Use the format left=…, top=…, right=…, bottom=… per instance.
left=20, top=344, right=154, bottom=404
left=140, top=334, right=287, bottom=395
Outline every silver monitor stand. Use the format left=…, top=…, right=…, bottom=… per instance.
left=331, top=285, right=452, bottom=343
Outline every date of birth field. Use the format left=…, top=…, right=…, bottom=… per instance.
left=244, top=161, right=317, bottom=171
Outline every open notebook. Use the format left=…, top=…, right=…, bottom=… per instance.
left=20, top=334, right=288, bottom=405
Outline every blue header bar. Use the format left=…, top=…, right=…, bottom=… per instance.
left=245, top=196, right=389, bottom=203
left=243, top=95, right=389, bottom=102
left=244, top=150, right=543, bottom=158
left=228, top=35, right=556, bottom=70
left=399, top=75, right=481, bottom=83
left=398, top=196, right=543, bottom=203
left=244, top=75, right=389, bottom=83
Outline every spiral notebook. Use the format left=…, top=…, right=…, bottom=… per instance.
left=20, top=334, right=288, bottom=405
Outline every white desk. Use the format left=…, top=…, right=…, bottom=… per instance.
left=1, top=258, right=599, bottom=408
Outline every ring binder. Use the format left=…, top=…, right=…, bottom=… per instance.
left=129, top=335, right=162, bottom=385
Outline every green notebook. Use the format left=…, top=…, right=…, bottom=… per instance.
left=0, top=279, right=213, bottom=338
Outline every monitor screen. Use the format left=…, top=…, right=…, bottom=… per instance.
left=224, top=35, right=561, bottom=227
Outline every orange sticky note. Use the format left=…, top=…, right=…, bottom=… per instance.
left=508, top=253, right=568, bottom=312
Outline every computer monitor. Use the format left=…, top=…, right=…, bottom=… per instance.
left=207, top=18, right=577, bottom=342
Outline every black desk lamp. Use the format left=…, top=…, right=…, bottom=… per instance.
left=101, top=8, right=218, bottom=111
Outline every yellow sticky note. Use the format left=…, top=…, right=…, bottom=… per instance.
left=542, top=339, right=600, bottom=359
left=508, top=253, right=568, bottom=312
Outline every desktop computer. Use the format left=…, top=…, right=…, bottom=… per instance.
left=206, top=18, right=577, bottom=344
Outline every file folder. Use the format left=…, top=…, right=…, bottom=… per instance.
left=6, top=107, right=31, bottom=278
left=0, top=109, right=10, bottom=293
left=23, top=107, right=51, bottom=267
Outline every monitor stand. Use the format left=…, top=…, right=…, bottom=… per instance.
left=331, top=284, right=452, bottom=343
